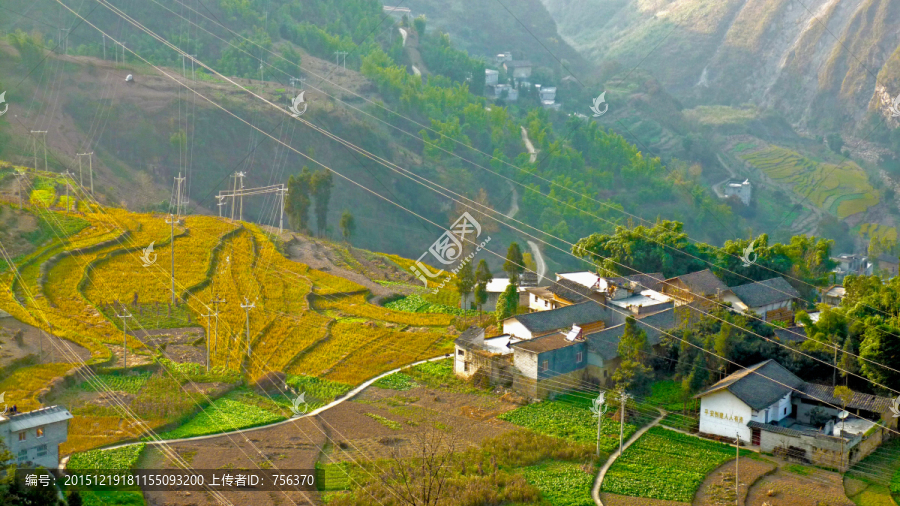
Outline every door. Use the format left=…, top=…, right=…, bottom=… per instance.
left=751, top=428, right=761, bottom=446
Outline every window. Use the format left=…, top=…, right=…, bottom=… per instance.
left=576, top=352, right=583, bottom=363
left=36, top=427, right=44, bottom=438
left=18, top=432, right=26, bottom=441
left=457, top=349, right=464, bottom=356
left=463, top=362, right=469, bottom=372
left=36, top=445, right=47, bottom=457
left=17, top=449, right=27, bottom=462
left=541, top=360, right=548, bottom=372
left=783, top=407, right=787, bottom=415
left=544, top=299, right=548, bottom=307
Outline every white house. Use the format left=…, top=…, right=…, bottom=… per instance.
left=503, top=61, right=532, bottom=80
left=723, top=179, right=752, bottom=205
left=722, top=277, right=801, bottom=323
left=0, top=405, right=73, bottom=469
left=697, top=360, right=896, bottom=470
left=485, top=69, right=499, bottom=87
left=482, top=277, right=529, bottom=312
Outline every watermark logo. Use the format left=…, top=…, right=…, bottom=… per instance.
left=740, top=238, right=758, bottom=267
left=890, top=94, right=900, bottom=118
left=590, top=392, right=607, bottom=417
left=0, top=391, right=8, bottom=415
left=290, top=391, right=309, bottom=415
left=0, top=91, right=8, bottom=117
left=140, top=241, right=157, bottom=267
left=289, top=91, right=307, bottom=117
left=590, top=91, right=608, bottom=117
left=410, top=212, right=491, bottom=293
left=890, top=395, right=900, bottom=418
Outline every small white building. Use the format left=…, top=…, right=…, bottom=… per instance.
left=723, top=179, right=752, bottom=205
left=0, top=405, right=73, bottom=469
left=696, top=360, right=896, bottom=470
left=482, top=277, right=528, bottom=312
left=821, top=285, right=845, bottom=306
left=485, top=69, right=499, bottom=87
left=722, top=277, right=801, bottom=323
left=503, top=61, right=532, bottom=80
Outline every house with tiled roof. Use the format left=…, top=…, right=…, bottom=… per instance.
left=696, top=360, right=896, bottom=471
left=502, top=301, right=613, bottom=340
left=723, top=277, right=802, bottom=323
left=453, top=327, right=521, bottom=384
left=660, top=269, right=730, bottom=310
left=0, top=405, right=73, bottom=469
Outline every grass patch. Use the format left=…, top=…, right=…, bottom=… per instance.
left=317, top=462, right=352, bottom=491
left=785, top=463, right=812, bottom=476
left=372, top=372, right=418, bottom=391
left=286, top=375, right=353, bottom=404
left=364, top=413, right=401, bottom=430
left=67, top=443, right=145, bottom=470
left=520, top=461, right=595, bottom=506
left=499, top=396, right=638, bottom=450
left=79, top=372, right=152, bottom=394
left=602, top=426, right=749, bottom=502
left=155, top=391, right=285, bottom=439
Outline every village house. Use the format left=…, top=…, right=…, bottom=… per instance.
left=660, top=269, right=729, bottom=307
left=722, top=178, right=752, bottom=205
left=453, top=327, right=521, bottom=384
left=485, top=69, right=499, bottom=87
left=821, top=284, right=846, bottom=306
left=0, top=405, right=73, bottom=469
left=723, top=277, right=802, bottom=323
left=503, top=301, right=612, bottom=340
left=524, top=278, right=605, bottom=312
left=831, top=253, right=872, bottom=282
left=875, top=253, right=899, bottom=278
left=481, top=274, right=535, bottom=312
left=696, top=360, right=896, bottom=471
left=503, top=60, right=532, bottom=80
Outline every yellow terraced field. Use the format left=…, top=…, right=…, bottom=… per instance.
left=312, top=293, right=455, bottom=327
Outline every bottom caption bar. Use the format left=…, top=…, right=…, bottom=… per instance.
left=16, top=469, right=316, bottom=492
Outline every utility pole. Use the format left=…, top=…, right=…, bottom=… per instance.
left=58, top=28, right=69, bottom=55
left=241, top=297, right=256, bottom=362
left=334, top=51, right=347, bottom=68
left=77, top=152, right=94, bottom=196
left=735, top=432, right=740, bottom=505
left=234, top=172, right=246, bottom=222
left=278, top=185, right=287, bottom=234
left=165, top=214, right=179, bottom=304
left=201, top=306, right=215, bottom=371
left=188, top=55, right=197, bottom=80
left=115, top=306, right=133, bottom=369
left=14, top=170, right=27, bottom=208
left=211, top=296, right=225, bottom=354
left=216, top=195, right=226, bottom=218
left=593, top=391, right=609, bottom=457
left=174, top=172, right=186, bottom=219
left=102, top=35, right=106, bottom=60
left=30, top=131, right=48, bottom=171
left=62, top=170, right=74, bottom=214
left=618, top=390, right=630, bottom=455
left=230, top=173, right=239, bottom=222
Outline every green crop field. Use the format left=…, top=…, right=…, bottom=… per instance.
left=602, top=427, right=748, bottom=502
left=737, top=145, right=878, bottom=219
left=499, top=397, right=637, bottom=450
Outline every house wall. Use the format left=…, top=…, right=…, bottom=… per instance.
left=699, top=390, right=753, bottom=443
left=750, top=394, right=792, bottom=424
left=764, top=305, right=794, bottom=323
left=758, top=429, right=858, bottom=471
left=529, top=292, right=555, bottom=312
left=0, top=419, right=69, bottom=469
left=503, top=320, right=532, bottom=339
left=794, top=400, right=842, bottom=426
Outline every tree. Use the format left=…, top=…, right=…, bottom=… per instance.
left=474, top=259, right=493, bottom=313
left=858, top=323, right=900, bottom=390
left=825, top=133, right=844, bottom=154
left=495, top=284, right=519, bottom=322
left=339, top=210, right=355, bottom=243
left=310, top=169, right=334, bottom=236
left=839, top=337, right=858, bottom=386
left=455, top=261, right=475, bottom=310
left=503, top=242, right=524, bottom=285
left=612, top=316, right=653, bottom=397
left=285, top=167, right=313, bottom=231
left=67, top=491, right=84, bottom=506
left=523, top=252, right=537, bottom=272
left=413, top=15, right=427, bottom=35
left=380, top=425, right=454, bottom=506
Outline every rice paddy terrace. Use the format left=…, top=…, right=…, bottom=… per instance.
left=0, top=166, right=457, bottom=453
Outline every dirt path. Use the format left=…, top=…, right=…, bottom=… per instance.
left=526, top=240, right=547, bottom=283
left=398, top=27, right=408, bottom=47
left=593, top=408, right=665, bottom=506
left=521, top=126, right=538, bottom=163
left=693, top=456, right=776, bottom=505
left=0, top=318, right=92, bottom=367
left=283, top=233, right=395, bottom=299
left=505, top=181, right=519, bottom=219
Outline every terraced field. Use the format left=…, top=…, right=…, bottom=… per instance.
left=737, top=145, right=878, bottom=219
left=0, top=172, right=456, bottom=453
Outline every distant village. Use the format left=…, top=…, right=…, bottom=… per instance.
left=454, top=268, right=898, bottom=471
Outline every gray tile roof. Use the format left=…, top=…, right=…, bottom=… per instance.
left=747, top=420, right=815, bottom=437
left=731, top=277, right=801, bottom=308
left=513, top=332, right=583, bottom=354
left=5, top=405, right=73, bottom=431
left=773, top=326, right=807, bottom=343
left=453, top=327, right=484, bottom=348
left=696, top=359, right=804, bottom=411
left=509, top=302, right=610, bottom=334
left=797, top=383, right=894, bottom=413
left=608, top=273, right=665, bottom=292
left=666, top=269, right=728, bottom=296
left=586, top=309, right=675, bottom=361
left=548, top=278, right=595, bottom=304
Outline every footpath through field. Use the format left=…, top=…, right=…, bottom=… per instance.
left=592, top=407, right=665, bottom=506
left=61, top=355, right=453, bottom=467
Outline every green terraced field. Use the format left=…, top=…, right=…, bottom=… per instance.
left=738, top=146, right=878, bottom=219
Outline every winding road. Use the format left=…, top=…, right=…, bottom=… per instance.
left=592, top=408, right=665, bottom=506
left=526, top=240, right=547, bottom=283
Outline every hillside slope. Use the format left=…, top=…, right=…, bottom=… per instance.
left=541, top=0, right=900, bottom=130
